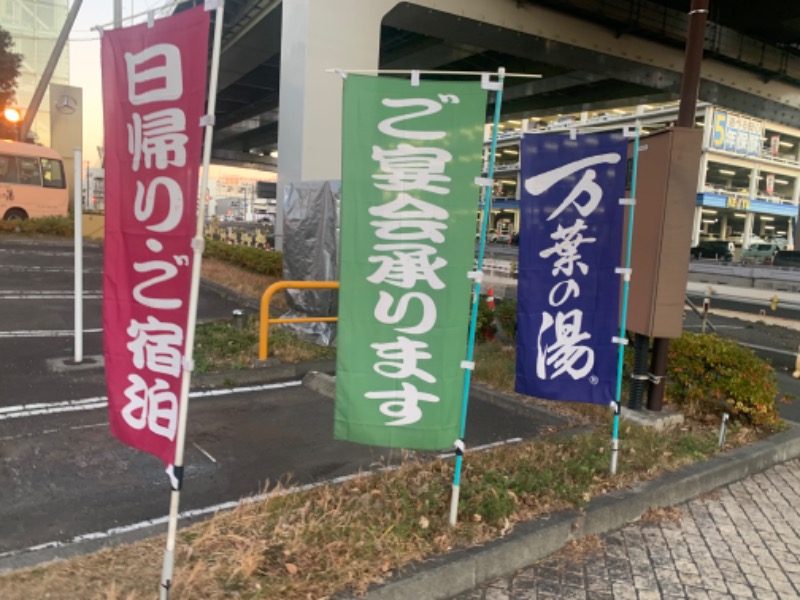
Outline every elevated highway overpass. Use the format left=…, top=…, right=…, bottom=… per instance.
left=175, top=0, right=800, bottom=195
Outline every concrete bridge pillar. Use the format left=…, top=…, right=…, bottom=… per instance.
left=276, top=0, right=398, bottom=249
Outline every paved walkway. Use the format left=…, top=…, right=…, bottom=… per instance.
left=453, top=460, right=800, bottom=599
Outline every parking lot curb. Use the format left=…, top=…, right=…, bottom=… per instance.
left=349, top=424, right=800, bottom=600
left=191, top=358, right=336, bottom=389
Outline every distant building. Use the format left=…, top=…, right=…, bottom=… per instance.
left=1, top=0, right=70, bottom=145
left=86, top=167, right=104, bottom=210
left=481, top=102, right=800, bottom=251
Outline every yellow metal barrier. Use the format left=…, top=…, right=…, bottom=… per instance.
left=259, top=280, right=339, bottom=360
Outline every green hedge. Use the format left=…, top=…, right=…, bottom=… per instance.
left=495, top=298, right=517, bottom=341
left=0, top=216, right=73, bottom=236
left=204, top=238, right=282, bottom=277
left=667, top=333, right=781, bottom=428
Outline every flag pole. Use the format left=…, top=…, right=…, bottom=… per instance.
left=449, top=67, right=505, bottom=526
left=159, top=1, right=225, bottom=597
left=610, top=124, right=641, bottom=475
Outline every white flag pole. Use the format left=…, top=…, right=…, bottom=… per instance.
left=73, top=147, right=83, bottom=364
left=159, top=1, right=225, bottom=597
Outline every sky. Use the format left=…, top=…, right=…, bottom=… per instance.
left=68, top=0, right=268, bottom=182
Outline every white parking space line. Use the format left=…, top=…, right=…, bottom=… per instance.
left=0, top=294, right=102, bottom=300
left=0, top=381, right=304, bottom=421
left=0, top=329, right=103, bottom=338
left=0, top=266, right=102, bottom=273
left=0, top=436, right=524, bottom=564
left=0, top=422, right=106, bottom=442
left=0, top=249, right=85, bottom=257
left=192, top=442, right=218, bottom=464
left=0, top=291, right=102, bottom=295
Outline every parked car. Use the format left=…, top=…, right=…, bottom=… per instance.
left=480, top=228, right=496, bottom=242
left=774, top=250, right=800, bottom=268
left=494, top=231, right=512, bottom=244
left=488, top=229, right=511, bottom=243
left=741, top=243, right=780, bottom=264
left=690, top=240, right=734, bottom=261
left=511, top=231, right=520, bottom=245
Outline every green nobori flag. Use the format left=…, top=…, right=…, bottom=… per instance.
left=335, top=75, right=488, bottom=450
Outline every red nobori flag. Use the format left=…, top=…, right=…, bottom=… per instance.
left=101, top=7, right=210, bottom=466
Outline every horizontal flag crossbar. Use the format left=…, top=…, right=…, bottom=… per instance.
left=326, top=68, right=541, bottom=79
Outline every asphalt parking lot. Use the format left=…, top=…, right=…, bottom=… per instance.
left=0, top=236, right=564, bottom=571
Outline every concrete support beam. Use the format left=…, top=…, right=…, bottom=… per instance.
left=744, top=213, right=755, bottom=248
left=211, top=149, right=277, bottom=172
left=692, top=206, right=703, bottom=247
left=383, top=2, right=800, bottom=126
left=277, top=0, right=399, bottom=250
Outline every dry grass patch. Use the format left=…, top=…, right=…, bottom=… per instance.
left=202, top=258, right=285, bottom=309
left=267, top=326, right=336, bottom=363
left=194, top=316, right=335, bottom=372
left=0, top=425, right=725, bottom=600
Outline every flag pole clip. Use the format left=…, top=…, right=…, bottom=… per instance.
left=481, top=72, right=503, bottom=91
left=167, top=465, right=184, bottom=491
left=454, top=438, right=466, bottom=456
left=623, top=122, right=641, bottom=138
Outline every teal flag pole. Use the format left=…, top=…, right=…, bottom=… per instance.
left=449, top=67, right=506, bottom=526
left=610, top=123, right=641, bottom=475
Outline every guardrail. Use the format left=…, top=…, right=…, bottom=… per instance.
left=259, top=280, right=339, bottom=360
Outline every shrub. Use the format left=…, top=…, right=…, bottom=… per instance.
left=474, top=295, right=496, bottom=341
left=204, top=239, right=282, bottom=277
left=667, top=333, right=781, bottom=429
left=0, top=216, right=73, bottom=236
left=494, top=298, right=517, bottom=341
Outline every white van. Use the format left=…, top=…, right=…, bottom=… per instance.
left=741, top=243, right=781, bottom=264
left=0, top=140, right=68, bottom=220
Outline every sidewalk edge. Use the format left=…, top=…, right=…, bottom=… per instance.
left=358, top=424, right=800, bottom=600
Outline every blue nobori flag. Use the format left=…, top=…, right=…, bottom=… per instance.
left=515, top=132, right=627, bottom=405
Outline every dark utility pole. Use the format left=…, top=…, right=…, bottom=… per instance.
left=648, top=0, right=709, bottom=411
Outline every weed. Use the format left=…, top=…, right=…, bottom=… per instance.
left=0, top=420, right=750, bottom=599
left=268, top=326, right=336, bottom=363
left=473, top=341, right=516, bottom=392
left=194, top=318, right=259, bottom=373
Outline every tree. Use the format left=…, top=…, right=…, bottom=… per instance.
left=0, top=25, right=23, bottom=139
